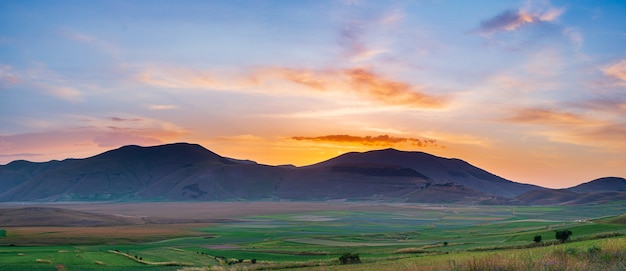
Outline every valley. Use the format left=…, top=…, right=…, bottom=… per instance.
left=1, top=202, right=625, bottom=270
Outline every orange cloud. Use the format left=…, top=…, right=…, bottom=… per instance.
left=265, top=67, right=331, bottom=91
left=344, top=68, right=445, bottom=108
left=266, top=67, right=447, bottom=108
left=138, top=65, right=448, bottom=109
left=291, top=134, right=441, bottom=148
left=505, top=108, right=593, bottom=126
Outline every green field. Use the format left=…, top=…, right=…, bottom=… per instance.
left=0, top=202, right=625, bottom=270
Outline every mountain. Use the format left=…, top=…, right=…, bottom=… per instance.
left=567, top=177, right=626, bottom=193
left=0, top=143, right=622, bottom=204
left=305, top=148, right=542, bottom=197
left=0, top=143, right=282, bottom=202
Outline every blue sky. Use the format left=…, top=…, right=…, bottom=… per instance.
left=1, top=0, right=625, bottom=188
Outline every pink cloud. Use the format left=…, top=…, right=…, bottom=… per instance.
left=477, top=7, right=565, bottom=35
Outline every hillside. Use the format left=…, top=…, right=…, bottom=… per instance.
left=307, top=149, right=542, bottom=197
left=0, top=143, right=623, bottom=204
left=568, top=177, right=626, bottom=193
left=516, top=189, right=626, bottom=205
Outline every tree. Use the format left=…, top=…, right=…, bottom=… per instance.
left=555, top=230, right=572, bottom=243
left=533, top=235, right=542, bottom=243
left=339, top=252, right=361, bottom=264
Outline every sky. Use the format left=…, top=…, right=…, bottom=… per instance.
left=1, top=0, right=625, bottom=188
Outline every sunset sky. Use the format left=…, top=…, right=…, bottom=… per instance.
left=1, top=0, right=625, bottom=188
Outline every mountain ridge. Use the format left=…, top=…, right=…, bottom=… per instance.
left=0, top=143, right=623, bottom=204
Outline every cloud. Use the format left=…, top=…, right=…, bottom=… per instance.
left=266, top=67, right=448, bottom=109
left=602, top=58, right=626, bottom=84
left=110, top=117, right=142, bottom=122
left=562, top=28, right=584, bottom=53
left=477, top=7, right=565, bottom=35
left=148, top=104, right=178, bottom=110
left=137, top=65, right=448, bottom=109
left=46, top=86, right=83, bottom=101
left=344, top=68, right=445, bottom=108
left=0, top=63, right=86, bottom=101
left=62, top=29, right=122, bottom=60
left=135, top=67, right=249, bottom=90
left=0, top=65, right=20, bottom=88
left=291, top=134, right=441, bottom=148
left=504, top=107, right=626, bottom=149
left=574, top=96, right=626, bottom=114
left=504, top=108, right=593, bottom=126
left=0, top=115, right=188, bottom=164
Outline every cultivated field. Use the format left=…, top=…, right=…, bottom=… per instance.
left=0, top=201, right=625, bottom=270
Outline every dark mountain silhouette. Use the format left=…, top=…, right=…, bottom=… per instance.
left=567, top=177, right=626, bottom=193
left=306, top=148, right=541, bottom=197
left=0, top=143, right=623, bottom=204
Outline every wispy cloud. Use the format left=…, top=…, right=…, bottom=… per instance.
left=291, top=134, right=441, bottom=148
left=137, top=65, right=448, bottom=109
left=336, top=5, right=404, bottom=62
left=262, top=67, right=448, bottom=108
left=504, top=107, right=595, bottom=126
left=148, top=104, right=178, bottom=110
left=110, top=117, right=142, bottom=122
left=62, top=29, right=122, bottom=59
left=0, top=115, right=188, bottom=163
left=477, top=6, right=565, bottom=35
left=46, top=86, right=83, bottom=102
left=345, top=68, right=446, bottom=108
left=0, top=65, right=20, bottom=88
left=602, top=58, right=626, bottom=85
left=0, top=63, right=86, bottom=101
left=135, top=67, right=248, bottom=90
left=504, top=107, right=626, bottom=149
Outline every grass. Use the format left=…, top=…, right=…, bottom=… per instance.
left=0, top=202, right=624, bottom=270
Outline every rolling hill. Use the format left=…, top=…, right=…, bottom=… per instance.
left=567, top=177, right=626, bottom=193
left=0, top=143, right=623, bottom=204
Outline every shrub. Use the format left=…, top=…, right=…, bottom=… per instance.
left=533, top=235, right=542, bottom=243
left=339, top=252, right=361, bottom=264
left=556, top=230, right=573, bottom=243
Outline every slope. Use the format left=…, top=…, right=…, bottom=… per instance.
left=305, top=148, right=542, bottom=197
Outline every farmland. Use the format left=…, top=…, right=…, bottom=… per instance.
left=0, top=202, right=625, bottom=270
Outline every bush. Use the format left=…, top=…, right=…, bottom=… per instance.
left=556, top=230, right=573, bottom=243
left=533, top=235, right=542, bottom=243
left=339, top=252, right=361, bottom=264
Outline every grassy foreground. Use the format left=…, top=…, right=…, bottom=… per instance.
left=276, top=236, right=626, bottom=271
